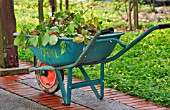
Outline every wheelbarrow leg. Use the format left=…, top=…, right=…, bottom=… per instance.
left=56, top=70, right=71, bottom=105
left=79, top=63, right=105, bottom=100
left=66, top=68, right=72, bottom=105
left=100, top=62, right=104, bottom=99
left=79, top=66, right=101, bottom=98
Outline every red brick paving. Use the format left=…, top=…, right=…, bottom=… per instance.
left=0, top=61, right=169, bottom=110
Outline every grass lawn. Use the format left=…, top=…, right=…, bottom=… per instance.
left=14, top=0, right=170, bottom=107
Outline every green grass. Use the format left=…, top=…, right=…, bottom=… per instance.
left=14, top=0, right=170, bottom=107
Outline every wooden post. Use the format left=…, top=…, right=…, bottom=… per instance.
left=134, top=0, right=138, bottom=30
left=0, top=0, right=29, bottom=76
left=0, top=0, right=18, bottom=68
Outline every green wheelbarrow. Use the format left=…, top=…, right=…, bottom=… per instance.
left=27, top=23, right=170, bottom=105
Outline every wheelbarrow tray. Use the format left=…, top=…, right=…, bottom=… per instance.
left=29, top=32, right=124, bottom=66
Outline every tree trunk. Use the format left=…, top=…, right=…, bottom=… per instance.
left=128, top=0, right=132, bottom=31
left=134, top=0, right=138, bottom=30
left=38, top=0, right=44, bottom=23
left=0, top=0, right=18, bottom=68
left=60, top=0, right=62, bottom=11
left=49, top=0, right=57, bottom=14
left=65, top=0, right=69, bottom=10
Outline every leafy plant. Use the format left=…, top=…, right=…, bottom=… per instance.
left=14, top=9, right=102, bottom=48
left=18, top=47, right=34, bottom=62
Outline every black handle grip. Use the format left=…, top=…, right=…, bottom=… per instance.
left=158, top=23, right=170, bottom=29
left=101, top=28, right=114, bottom=35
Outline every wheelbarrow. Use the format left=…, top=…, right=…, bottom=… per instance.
left=25, top=23, right=170, bottom=105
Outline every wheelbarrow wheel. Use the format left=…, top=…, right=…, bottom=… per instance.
left=35, top=62, right=64, bottom=94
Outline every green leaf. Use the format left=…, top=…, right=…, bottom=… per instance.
left=69, top=22, right=75, bottom=32
left=58, top=17, right=64, bottom=22
left=80, top=18, right=85, bottom=23
left=94, top=17, right=98, bottom=25
left=65, top=10, right=71, bottom=15
left=67, top=22, right=75, bottom=34
left=49, top=35, right=58, bottom=46
left=51, top=27, right=59, bottom=33
left=74, top=23, right=79, bottom=28
left=60, top=41, right=66, bottom=54
left=38, top=33, right=43, bottom=47
left=36, top=25, right=46, bottom=34
left=28, top=35, right=38, bottom=47
left=54, top=11, right=63, bottom=18
left=74, top=13, right=80, bottom=23
left=80, top=10, right=83, bottom=15
left=81, top=29, right=88, bottom=36
left=41, top=30, right=50, bottom=46
left=14, top=31, right=26, bottom=46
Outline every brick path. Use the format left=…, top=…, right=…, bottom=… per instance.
left=0, top=61, right=169, bottom=110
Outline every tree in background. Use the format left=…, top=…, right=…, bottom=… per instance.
left=49, top=0, right=57, bottom=13
left=49, top=0, right=69, bottom=12
left=0, top=0, right=18, bottom=68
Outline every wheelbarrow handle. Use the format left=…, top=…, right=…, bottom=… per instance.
left=101, top=28, right=114, bottom=35
left=158, top=23, right=170, bottom=29
left=84, top=23, right=170, bottom=65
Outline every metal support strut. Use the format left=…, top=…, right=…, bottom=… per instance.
left=56, top=63, right=105, bottom=105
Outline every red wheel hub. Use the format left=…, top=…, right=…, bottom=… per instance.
left=38, top=62, right=56, bottom=88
